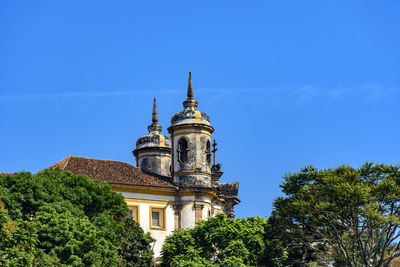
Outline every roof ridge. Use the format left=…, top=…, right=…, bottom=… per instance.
left=49, top=156, right=70, bottom=169
left=65, top=155, right=139, bottom=168
left=63, top=155, right=71, bottom=168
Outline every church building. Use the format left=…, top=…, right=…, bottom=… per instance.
left=48, top=73, right=240, bottom=258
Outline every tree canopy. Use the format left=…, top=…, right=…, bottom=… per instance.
left=0, top=168, right=154, bottom=266
left=270, top=162, right=400, bottom=266
left=3, top=163, right=400, bottom=266
left=161, top=213, right=267, bottom=266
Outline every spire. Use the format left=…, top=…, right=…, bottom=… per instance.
left=148, top=97, right=162, bottom=133
left=152, top=97, right=158, bottom=123
left=187, top=72, right=193, bottom=100
left=182, top=72, right=198, bottom=110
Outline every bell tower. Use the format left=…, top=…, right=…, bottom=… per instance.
left=133, top=98, right=172, bottom=177
left=168, top=72, right=214, bottom=188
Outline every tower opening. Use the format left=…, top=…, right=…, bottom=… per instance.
left=178, top=137, right=188, bottom=163
left=206, top=140, right=211, bottom=165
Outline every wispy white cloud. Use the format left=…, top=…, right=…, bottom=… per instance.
left=0, top=84, right=397, bottom=103
left=291, top=84, right=398, bottom=105
left=0, top=89, right=183, bottom=100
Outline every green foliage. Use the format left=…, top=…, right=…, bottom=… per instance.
left=161, top=213, right=266, bottom=266
left=0, top=169, right=154, bottom=266
left=262, top=212, right=321, bottom=266
left=219, top=256, right=246, bottom=267
left=270, top=162, right=400, bottom=266
left=0, top=208, right=61, bottom=266
left=161, top=229, right=199, bottom=262
left=116, top=218, right=155, bottom=266
left=0, top=169, right=126, bottom=221
left=32, top=205, right=117, bottom=265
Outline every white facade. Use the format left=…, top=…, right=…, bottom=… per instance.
left=122, top=192, right=175, bottom=258
left=117, top=189, right=227, bottom=258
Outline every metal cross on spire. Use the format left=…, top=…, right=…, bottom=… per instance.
left=212, top=139, right=218, bottom=166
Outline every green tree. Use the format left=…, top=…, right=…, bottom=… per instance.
left=0, top=169, right=154, bottom=266
left=262, top=211, right=324, bottom=266
left=271, top=163, right=400, bottom=266
left=0, top=169, right=126, bottom=221
left=161, top=213, right=266, bottom=266
left=32, top=205, right=118, bottom=265
left=116, top=218, right=155, bottom=266
left=0, top=208, right=61, bottom=266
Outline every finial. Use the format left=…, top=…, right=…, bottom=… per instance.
left=182, top=72, right=198, bottom=110
left=152, top=97, right=158, bottom=123
left=148, top=97, right=162, bottom=133
left=187, top=72, right=193, bottom=99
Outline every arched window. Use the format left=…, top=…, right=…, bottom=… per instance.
left=206, top=140, right=211, bottom=165
left=178, top=138, right=188, bottom=162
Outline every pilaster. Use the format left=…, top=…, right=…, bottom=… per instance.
left=193, top=203, right=204, bottom=222
left=173, top=204, right=183, bottom=230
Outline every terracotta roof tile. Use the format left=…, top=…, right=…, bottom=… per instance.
left=47, top=156, right=175, bottom=188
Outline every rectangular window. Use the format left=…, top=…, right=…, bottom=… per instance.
left=127, top=205, right=139, bottom=223
left=152, top=211, right=160, bottom=226
left=150, top=207, right=166, bottom=230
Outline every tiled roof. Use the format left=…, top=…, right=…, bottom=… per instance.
left=48, top=156, right=175, bottom=188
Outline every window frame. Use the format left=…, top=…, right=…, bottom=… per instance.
left=127, top=204, right=140, bottom=223
left=149, top=206, right=166, bottom=231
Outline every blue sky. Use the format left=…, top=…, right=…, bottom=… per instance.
left=0, top=1, right=399, bottom=218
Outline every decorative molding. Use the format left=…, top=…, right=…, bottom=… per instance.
left=173, top=170, right=211, bottom=177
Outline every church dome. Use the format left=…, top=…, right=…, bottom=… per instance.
left=136, top=131, right=171, bottom=150
left=170, top=72, right=211, bottom=127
